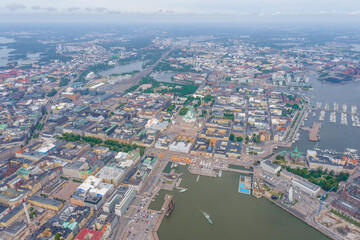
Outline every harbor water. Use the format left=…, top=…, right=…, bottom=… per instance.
left=150, top=166, right=329, bottom=240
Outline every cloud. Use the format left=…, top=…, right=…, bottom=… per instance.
left=95, top=7, right=107, bottom=13
left=6, top=3, right=26, bottom=11
left=68, top=7, right=81, bottom=12
left=348, top=11, right=360, bottom=15
left=45, top=7, right=57, bottom=12
left=32, top=5, right=41, bottom=10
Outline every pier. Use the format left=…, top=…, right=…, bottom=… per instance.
left=307, top=122, right=321, bottom=141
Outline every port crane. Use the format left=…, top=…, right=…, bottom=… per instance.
left=317, top=186, right=335, bottom=216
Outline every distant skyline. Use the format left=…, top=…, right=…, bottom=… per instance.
left=0, top=0, right=360, bottom=23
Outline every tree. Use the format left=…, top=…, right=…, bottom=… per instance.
left=206, top=139, right=211, bottom=144
left=292, top=104, right=299, bottom=110
left=336, top=172, right=350, bottom=182
left=59, top=78, right=70, bottom=87
left=139, top=147, right=145, bottom=156
left=166, top=104, right=175, bottom=113
left=179, top=107, right=189, bottom=116
left=229, top=134, right=235, bottom=141
left=47, top=89, right=57, bottom=97
left=236, top=136, right=243, bottom=142
left=204, top=94, right=212, bottom=103
left=55, top=233, right=62, bottom=240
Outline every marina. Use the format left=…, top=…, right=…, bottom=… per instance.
left=314, top=102, right=359, bottom=117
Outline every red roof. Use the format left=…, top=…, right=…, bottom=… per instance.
left=75, top=228, right=103, bottom=240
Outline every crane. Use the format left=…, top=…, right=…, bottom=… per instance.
left=317, top=186, right=335, bottom=216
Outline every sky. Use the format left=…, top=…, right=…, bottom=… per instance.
left=0, top=0, right=360, bottom=23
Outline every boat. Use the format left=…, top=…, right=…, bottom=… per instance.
left=218, top=170, right=222, bottom=178
left=179, top=189, right=187, bottom=193
left=202, top=211, right=213, bottom=224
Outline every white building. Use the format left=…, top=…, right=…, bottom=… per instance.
left=103, top=187, right=136, bottom=217
left=96, top=166, right=124, bottom=187
left=260, top=160, right=281, bottom=175
left=291, top=177, right=321, bottom=197
left=78, top=176, right=114, bottom=198
left=169, top=141, right=192, bottom=153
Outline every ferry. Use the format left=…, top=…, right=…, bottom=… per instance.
left=202, top=211, right=213, bottom=224
left=218, top=170, right=222, bottom=178
left=179, top=189, right=187, bottom=193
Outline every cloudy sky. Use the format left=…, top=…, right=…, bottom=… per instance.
left=0, top=0, right=360, bottom=23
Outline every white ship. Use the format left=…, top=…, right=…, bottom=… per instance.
left=324, top=103, right=330, bottom=111
left=341, top=113, right=348, bottom=126
left=351, top=105, right=357, bottom=114
left=342, top=104, right=347, bottom=113
left=333, top=102, right=338, bottom=111
left=330, top=112, right=336, bottom=123
left=352, top=115, right=360, bottom=127
left=319, top=110, right=325, bottom=121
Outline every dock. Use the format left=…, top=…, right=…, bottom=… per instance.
left=308, top=122, right=321, bottom=141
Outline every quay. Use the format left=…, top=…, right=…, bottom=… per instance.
left=152, top=195, right=174, bottom=240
